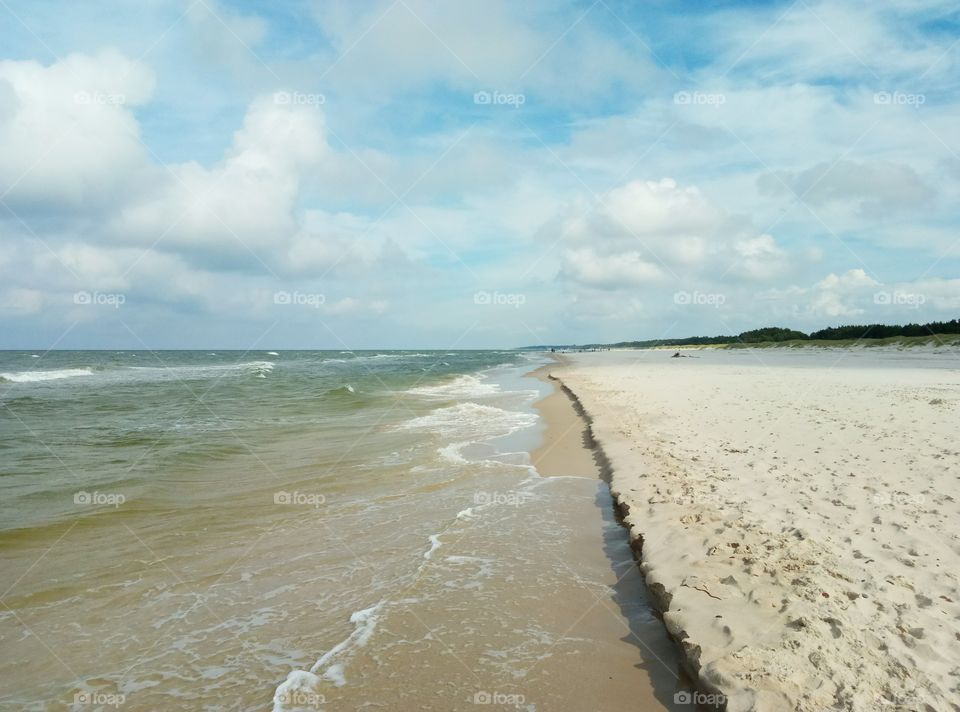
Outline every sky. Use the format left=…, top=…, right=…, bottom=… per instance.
left=0, top=0, right=958, bottom=349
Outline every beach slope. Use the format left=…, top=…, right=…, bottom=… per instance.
left=551, top=349, right=960, bottom=711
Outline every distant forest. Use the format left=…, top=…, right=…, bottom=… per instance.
left=599, top=319, right=960, bottom=349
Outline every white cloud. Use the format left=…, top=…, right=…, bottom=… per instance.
left=547, top=178, right=790, bottom=289
left=0, top=50, right=154, bottom=212
left=560, top=247, right=664, bottom=289
left=107, top=94, right=329, bottom=261
left=305, top=0, right=664, bottom=101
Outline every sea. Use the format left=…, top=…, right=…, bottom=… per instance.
left=0, top=350, right=682, bottom=711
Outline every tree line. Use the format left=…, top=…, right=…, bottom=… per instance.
left=605, top=319, right=960, bottom=349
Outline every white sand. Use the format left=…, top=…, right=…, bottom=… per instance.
left=553, top=347, right=960, bottom=711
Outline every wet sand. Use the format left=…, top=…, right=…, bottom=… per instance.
left=528, top=365, right=689, bottom=711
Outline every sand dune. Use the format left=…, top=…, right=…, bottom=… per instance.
left=554, top=348, right=960, bottom=711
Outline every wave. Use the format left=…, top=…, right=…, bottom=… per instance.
left=128, top=360, right=275, bottom=380
left=250, top=361, right=274, bottom=379
left=0, top=368, right=94, bottom=383
left=324, top=384, right=359, bottom=399
left=405, top=374, right=500, bottom=399
left=1, top=361, right=279, bottom=387
left=355, top=352, right=431, bottom=362
left=423, top=534, right=442, bottom=560
left=272, top=601, right=385, bottom=709
left=395, top=402, right=537, bottom=442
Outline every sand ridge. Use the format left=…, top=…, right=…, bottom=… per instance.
left=552, top=348, right=960, bottom=712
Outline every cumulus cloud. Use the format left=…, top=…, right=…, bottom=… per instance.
left=759, top=269, right=881, bottom=320
left=107, top=94, right=329, bottom=264
left=560, top=248, right=665, bottom=289
left=548, top=178, right=790, bottom=289
left=1, top=2, right=958, bottom=348
left=0, top=50, right=154, bottom=213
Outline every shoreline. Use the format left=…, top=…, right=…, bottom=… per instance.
left=550, top=349, right=960, bottom=711
left=539, top=365, right=727, bottom=708
left=527, top=362, right=693, bottom=711
left=529, top=362, right=607, bottom=480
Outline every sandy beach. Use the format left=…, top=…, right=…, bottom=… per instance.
left=548, top=348, right=960, bottom=712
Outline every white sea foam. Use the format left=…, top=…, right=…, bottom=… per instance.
left=396, top=402, right=536, bottom=442
left=266, top=351, right=280, bottom=356
left=310, top=602, right=383, bottom=676
left=272, top=602, right=385, bottom=709
left=323, top=664, right=346, bottom=686
left=272, top=670, right=323, bottom=712
left=125, top=361, right=275, bottom=381
left=423, top=534, right=442, bottom=559
left=0, top=368, right=93, bottom=382
left=251, top=361, right=274, bottom=379
left=406, top=374, right=500, bottom=399
left=438, top=442, right=468, bottom=464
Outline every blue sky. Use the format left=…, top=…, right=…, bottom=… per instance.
left=0, top=0, right=958, bottom=348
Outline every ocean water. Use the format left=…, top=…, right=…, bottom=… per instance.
left=0, top=350, right=680, bottom=711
